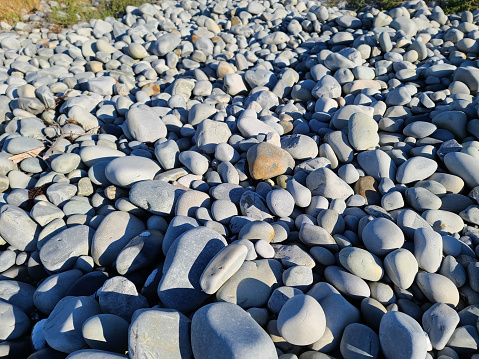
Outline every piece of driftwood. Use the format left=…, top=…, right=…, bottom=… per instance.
left=8, top=146, right=46, bottom=164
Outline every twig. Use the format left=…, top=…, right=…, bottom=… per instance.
left=8, top=146, right=46, bottom=164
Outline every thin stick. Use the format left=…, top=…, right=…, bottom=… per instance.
left=8, top=146, right=46, bottom=164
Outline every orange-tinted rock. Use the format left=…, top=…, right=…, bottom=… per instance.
left=141, top=82, right=161, bottom=96
left=247, top=142, right=295, bottom=180
left=354, top=176, right=381, bottom=205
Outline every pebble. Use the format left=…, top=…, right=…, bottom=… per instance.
left=129, top=308, right=192, bottom=359
left=362, top=217, right=405, bottom=256
left=2, top=0, right=479, bottom=357
left=191, top=302, right=277, bottom=359
left=379, top=311, right=428, bottom=359
left=277, top=294, right=326, bottom=346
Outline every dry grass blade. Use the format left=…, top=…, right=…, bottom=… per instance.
left=8, top=146, right=45, bottom=164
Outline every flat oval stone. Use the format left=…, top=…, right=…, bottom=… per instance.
left=191, top=302, right=277, bottom=359
left=414, top=227, right=443, bottom=273
left=306, top=167, right=354, bottom=200
left=65, top=349, right=128, bottom=358
left=347, top=112, right=379, bottom=151
left=422, top=303, right=459, bottom=350
left=362, top=217, right=405, bottom=256
left=277, top=294, right=326, bottom=346
left=247, top=142, right=294, bottom=180
left=444, top=152, right=479, bottom=188
left=91, top=211, right=145, bottom=266
left=129, top=308, right=192, bottom=359
left=357, top=149, right=397, bottom=181
left=40, top=225, right=94, bottom=273
left=158, top=227, right=227, bottom=313
left=0, top=204, right=38, bottom=251
left=396, top=156, right=438, bottom=184
left=33, top=269, right=84, bottom=315
left=0, top=300, right=30, bottom=341
left=216, top=259, right=283, bottom=308
left=422, top=209, right=464, bottom=234
left=80, top=146, right=126, bottom=167
left=115, top=230, right=164, bottom=275
left=340, top=323, right=380, bottom=359
left=416, top=272, right=460, bottom=306
left=324, top=265, right=370, bottom=300
left=266, top=188, right=295, bottom=218
left=129, top=180, right=185, bottom=216
left=379, top=311, right=427, bottom=359
left=43, top=296, right=100, bottom=354
left=82, top=314, right=129, bottom=353
left=384, top=249, right=418, bottom=290
left=50, top=153, right=81, bottom=174
left=200, top=243, right=248, bottom=294
left=105, top=156, right=161, bottom=188
left=339, top=247, right=383, bottom=281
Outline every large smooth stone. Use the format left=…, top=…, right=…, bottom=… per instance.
left=33, top=269, right=84, bottom=315
left=339, top=247, right=383, bottom=281
left=422, top=303, right=459, bottom=350
left=308, top=283, right=361, bottom=352
left=306, top=167, right=354, bottom=200
left=191, top=302, right=277, bottom=359
left=0, top=205, right=39, bottom=251
left=39, top=225, right=94, bottom=273
left=82, top=314, right=129, bottom=353
left=340, top=323, right=380, bottom=359
left=362, top=218, right=404, bottom=256
left=0, top=280, right=36, bottom=314
left=43, top=296, right=100, bottom=354
left=105, top=156, right=161, bottom=188
left=379, top=311, right=427, bottom=359
left=444, top=152, right=479, bottom=188
left=115, top=229, right=164, bottom=275
left=277, top=294, right=326, bottom=346
left=216, top=259, right=283, bottom=308
left=158, top=227, right=227, bottom=313
left=97, top=276, right=148, bottom=322
left=247, top=142, right=294, bottom=180
left=200, top=243, right=248, bottom=294
left=324, top=266, right=370, bottom=300
left=416, top=272, right=460, bottom=306
left=129, top=308, right=192, bottom=359
left=357, top=149, right=396, bottom=181
left=65, top=349, right=127, bottom=358
left=0, top=300, right=30, bottom=341
left=125, top=106, right=167, bottom=143
left=396, top=157, right=438, bottom=184
left=383, top=249, right=418, bottom=290
left=91, top=211, right=145, bottom=266
left=129, top=180, right=185, bottom=216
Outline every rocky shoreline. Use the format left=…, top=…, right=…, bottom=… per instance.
left=1, top=0, right=479, bottom=358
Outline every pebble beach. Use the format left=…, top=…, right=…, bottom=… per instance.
left=0, top=0, right=479, bottom=358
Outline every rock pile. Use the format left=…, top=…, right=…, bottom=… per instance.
left=0, top=0, right=479, bottom=358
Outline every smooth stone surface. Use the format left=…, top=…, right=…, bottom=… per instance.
left=362, top=218, right=405, bottom=256
left=129, top=308, right=192, bottom=359
left=158, top=227, right=227, bottom=313
left=43, top=296, right=100, bottom=354
left=191, top=302, right=278, bottom=359
left=82, top=314, right=129, bottom=353
left=422, top=303, right=459, bottom=350
left=91, top=211, right=145, bottom=266
left=379, top=311, right=428, bottom=359
left=277, top=294, right=326, bottom=346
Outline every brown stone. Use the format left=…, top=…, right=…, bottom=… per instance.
left=141, top=82, right=161, bottom=96
left=278, top=120, right=294, bottom=134
left=217, top=61, right=235, bottom=79
left=354, top=176, right=381, bottom=205
left=247, top=142, right=295, bottom=180
left=231, top=16, right=242, bottom=26
left=191, top=34, right=199, bottom=43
